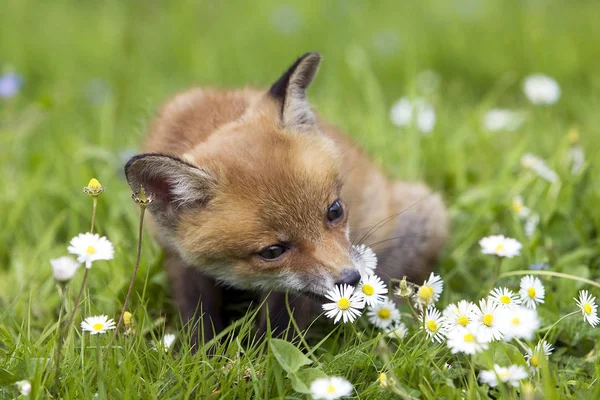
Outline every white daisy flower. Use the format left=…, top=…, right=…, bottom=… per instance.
left=473, top=299, right=504, bottom=342
left=15, top=380, right=31, bottom=396
left=352, top=244, right=377, bottom=278
left=522, top=74, right=561, bottom=105
left=81, top=315, right=116, bottom=335
left=385, top=322, right=408, bottom=340
left=50, top=256, right=80, bottom=282
left=521, top=153, right=559, bottom=183
left=68, top=232, right=114, bottom=269
left=480, top=364, right=528, bottom=388
left=153, top=333, right=176, bottom=352
left=511, top=196, right=531, bottom=219
left=421, top=307, right=446, bottom=343
left=519, top=275, right=545, bottom=309
left=574, top=290, right=599, bottom=327
left=355, top=274, right=387, bottom=306
left=498, top=306, right=540, bottom=341
left=479, top=235, right=522, bottom=258
left=446, top=326, right=488, bottom=355
left=310, top=376, right=353, bottom=400
left=389, top=97, right=436, bottom=134
left=489, top=287, right=522, bottom=309
left=367, top=298, right=401, bottom=329
left=413, top=272, right=444, bottom=310
left=569, top=145, right=585, bottom=174
left=443, top=300, right=477, bottom=331
left=322, top=285, right=365, bottom=324
left=483, top=109, right=525, bottom=132
left=525, top=340, right=554, bottom=372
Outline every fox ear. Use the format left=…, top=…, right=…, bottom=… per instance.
left=268, top=52, right=321, bottom=131
left=124, top=154, right=216, bottom=220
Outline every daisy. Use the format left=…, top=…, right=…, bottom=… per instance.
left=153, top=333, right=176, bottom=352
left=355, top=274, right=387, bottom=306
left=511, top=196, right=530, bottom=218
left=483, top=109, right=524, bottom=132
left=310, top=376, right=353, bottom=400
left=480, top=364, right=528, bottom=388
left=81, top=315, right=116, bottom=335
left=522, top=74, right=561, bottom=105
left=443, top=300, right=477, bottom=331
left=574, top=290, right=599, bottom=327
left=15, top=380, right=31, bottom=396
left=367, top=298, right=401, bottom=329
left=413, top=272, right=444, bottom=310
left=389, top=97, right=436, bottom=134
left=569, top=145, right=585, bottom=174
left=421, top=307, right=446, bottom=343
left=68, top=233, right=114, bottom=269
left=525, top=340, right=554, bottom=372
left=519, top=275, right=545, bottom=309
left=446, top=327, right=488, bottom=355
left=489, top=287, right=521, bottom=309
left=0, top=72, right=23, bottom=98
left=385, top=322, right=408, bottom=340
left=352, top=244, right=377, bottom=277
left=50, top=256, right=80, bottom=282
left=498, top=306, right=540, bottom=341
left=521, top=153, right=559, bottom=183
left=479, top=235, right=522, bottom=258
left=473, top=299, right=504, bottom=342
left=322, top=285, right=364, bottom=324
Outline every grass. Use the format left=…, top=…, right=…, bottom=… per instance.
left=1, top=0, right=600, bottom=398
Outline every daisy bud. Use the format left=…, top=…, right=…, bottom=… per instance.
left=83, top=178, right=104, bottom=196
left=50, top=256, right=80, bottom=283
left=15, top=380, right=31, bottom=396
left=132, top=185, right=153, bottom=207
left=394, top=276, right=416, bottom=298
left=123, top=311, right=133, bottom=328
left=378, top=372, right=388, bottom=388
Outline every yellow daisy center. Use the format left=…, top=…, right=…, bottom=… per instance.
left=583, top=303, right=592, bottom=315
left=482, top=314, right=494, bottom=326
left=92, top=323, right=104, bottom=331
left=528, top=288, right=536, bottom=298
left=512, top=203, right=523, bottom=213
left=418, top=285, right=434, bottom=300
left=457, top=315, right=469, bottom=327
left=530, top=355, right=539, bottom=367
left=499, top=371, right=510, bottom=379
left=86, top=245, right=96, bottom=255
left=426, top=319, right=438, bottom=332
left=499, top=295, right=511, bottom=304
left=512, top=317, right=520, bottom=325
left=327, top=384, right=336, bottom=393
left=378, top=308, right=391, bottom=319
left=362, top=284, right=375, bottom=296
left=337, top=298, right=350, bottom=310
left=463, top=333, right=475, bottom=342
left=495, top=243, right=504, bottom=252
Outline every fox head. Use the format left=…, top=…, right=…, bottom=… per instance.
left=125, top=53, right=364, bottom=297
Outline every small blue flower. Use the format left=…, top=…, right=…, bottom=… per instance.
left=0, top=72, right=23, bottom=98
left=530, top=263, right=549, bottom=271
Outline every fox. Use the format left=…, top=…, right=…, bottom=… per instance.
left=124, top=52, right=448, bottom=346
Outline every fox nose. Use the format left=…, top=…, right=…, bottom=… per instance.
left=335, top=269, right=361, bottom=287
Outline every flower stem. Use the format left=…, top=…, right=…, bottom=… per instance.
left=52, top=284, right=67, bottom=390
left=97, top=335, right=106, bottom=398
left=486, top=256, right=503, bottom=294
left=90, top=196, right=98, bottom=234
left=540, top=310, right=578, bottom=342
left=108, top=205, right=146, bottom=349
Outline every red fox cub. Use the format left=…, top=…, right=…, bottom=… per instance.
left=125, top=52, right=447, bottom=344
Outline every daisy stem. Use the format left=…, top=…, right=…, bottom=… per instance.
left=90, top=196, right=98, bottom=234
left=97, top=334, right=106, bottom=398
left=108, top=204, right=146, bottom=349
left=487, top=257, right=503, bottom=293
left=52, top=284, right=68, bottom=391
left=513, top=337, right=530, bottom=353
left=539, top=310, right=578, bottom=342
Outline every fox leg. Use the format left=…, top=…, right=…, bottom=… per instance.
left=165, top=251, right=224, bottom=350
left=374, top=182, right=448, bottom=284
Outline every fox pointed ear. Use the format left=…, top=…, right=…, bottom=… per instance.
left=268, top=52, right=321, bottom=131
left=124, top=154, right=216, bottom=221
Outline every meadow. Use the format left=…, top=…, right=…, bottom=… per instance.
left=1, top=0, right=600, bottom=398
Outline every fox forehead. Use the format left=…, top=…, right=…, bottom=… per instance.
left=177, top=125, right=343, bottom=257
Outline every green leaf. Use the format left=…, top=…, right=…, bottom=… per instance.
left=269, top=339, right=312, bottom=374
left=289, top=368, right=328, bottom=394
left=0, top=368, right=16, bottom=385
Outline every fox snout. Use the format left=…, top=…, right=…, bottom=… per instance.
left=335, top=268, right=362, bottom=287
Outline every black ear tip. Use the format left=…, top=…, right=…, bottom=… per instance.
left=302, top=52, right=321, bottom=63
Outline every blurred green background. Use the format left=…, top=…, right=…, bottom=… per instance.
left=1, top=0, right=599, bottom=329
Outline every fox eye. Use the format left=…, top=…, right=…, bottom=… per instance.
left=326, top=200, right=344, bottom=223
left=257, top=245, right=287, bottom=261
